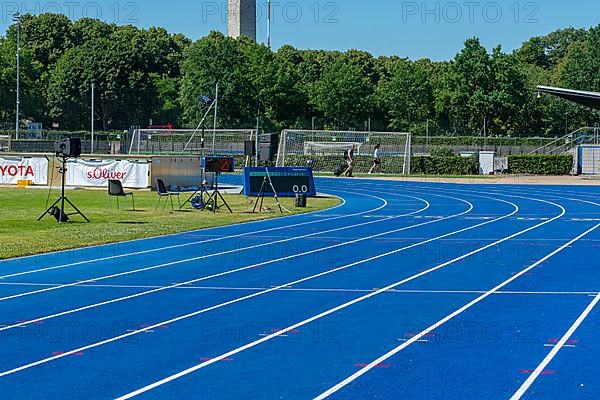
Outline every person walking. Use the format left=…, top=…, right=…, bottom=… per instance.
left=345, top=145, right=356, bottom=177
left=368, top=144, right=381, bottom=175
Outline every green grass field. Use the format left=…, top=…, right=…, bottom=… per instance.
left=0, top=188, right=339, bottom=260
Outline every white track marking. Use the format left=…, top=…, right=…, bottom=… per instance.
left=0, top=194, right=431, bottom=303
left=0, top=195, right=471, bottom=332
left=0, top=282, right=595, bottom=297
left=510, top=292, right=600, bottom=400
left=114, top=204, right=567, bottom=400
left=0, top=191, right=350, bottom=265
left=314, top=223, right=599, bottom=400
left=0, top=193, right=522, bottom=376
left=0, top=192, right=363, bottom=279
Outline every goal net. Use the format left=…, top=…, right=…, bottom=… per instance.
left=277, top=130, right=412, bottom=175
left=128, top=129, right=257, bottom=158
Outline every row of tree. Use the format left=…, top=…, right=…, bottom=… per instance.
left=1, top=14, right=599, bottom=136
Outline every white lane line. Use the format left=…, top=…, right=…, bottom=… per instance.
left=0, top=282, right=596, bottom=297
left=0, top=191, right=350, bottom=265
left=0, top=194, right=423, bottom=303
left=114, top=203, right=566, bottom=400
left=0, top=194, right=515, bottom=375
left=0, top=195, right=438, bottom=331
left=314, top=223, right=599, bottom=400
left=510, top=292, right=600, bottom=400
left=0, top=195, right=468, bottom=332
left=0, top=192, right=369, bottom=280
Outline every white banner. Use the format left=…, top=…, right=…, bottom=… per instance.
left=0, top=157, right=48, bottom=185
left=67, top=160, right=149, bottom=188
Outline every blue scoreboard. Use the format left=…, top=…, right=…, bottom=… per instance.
left=243, top=167, right=317, bottom=197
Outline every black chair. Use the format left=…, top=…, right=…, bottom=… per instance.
left=107, top=179, right=135, bottom=210
left=155, top=178, right=181, bottom=211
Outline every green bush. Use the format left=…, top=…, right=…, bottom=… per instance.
left=508, top=154, right=573, bottom=175
left=282, top=153, right=479, bottom=175
left=430, top=147, right=455, bottom=157
left=411, top=156, right=479, bottom=175
left=283, top=154, right=406, bottom=174
left=412, top=136, right=556, bottom=147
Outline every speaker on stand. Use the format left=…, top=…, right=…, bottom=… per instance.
left=259, top=133, right=279, bottom=164
left=38, top=138, right=89, bottom=223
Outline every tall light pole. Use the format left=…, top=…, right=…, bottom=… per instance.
left=91, top=83, right=95, bottom=154
left=13, top=13, right=22, bottom=140
left=267, top=0, right=272, bottom=48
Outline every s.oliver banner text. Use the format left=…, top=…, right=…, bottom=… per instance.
left=67, top=160, right=149, bottom=188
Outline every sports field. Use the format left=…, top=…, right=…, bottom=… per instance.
left=0, top=177, right=599, bottom=399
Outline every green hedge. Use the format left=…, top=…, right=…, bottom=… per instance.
left=411, top=156, right=479, bottom=175
left=284, top=154, right=406, bottom=174
left=412, top=136, right=556, bottom=147
left=283, top=154, right=479, bottom=175
left=508, top=154, right=573, bottom=175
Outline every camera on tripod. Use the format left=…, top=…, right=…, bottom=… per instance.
left=54, top=138, right=81, bottom=159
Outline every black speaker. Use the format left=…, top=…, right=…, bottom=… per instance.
left=244, top=140, right=256, bottom=157
left=49, top=206, right=70, bottom=222
left=259, top=143, right=277, bottom=162
left=295, top=193, right=307, bottom=208
left=260, top=133, right=279, bottom=145
left=54, top=138, right=81, bottom=158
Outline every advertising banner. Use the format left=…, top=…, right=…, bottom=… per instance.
left=67, top=159, right=149, bottom=188
left=0, top=157, right=48, bottom=185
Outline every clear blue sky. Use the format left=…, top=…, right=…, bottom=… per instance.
left=1, top=0, right=599, bottom=60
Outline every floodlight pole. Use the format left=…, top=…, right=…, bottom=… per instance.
left=267, top=0, right=272, bottom=48
left=13, top=13, right=22, bottom=140
left=183, top=101, right=215, bottom=152
left=91, top=83, right=95, bottom=154
left=426, top=119, right=430, bottom=150
left=212, top=81, right=219, bottom=155
left=255, top=105, right=260, bottom=167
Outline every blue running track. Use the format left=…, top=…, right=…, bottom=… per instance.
left=0, top=177, right=599, bottom=399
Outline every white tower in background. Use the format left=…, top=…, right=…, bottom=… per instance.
left=228, top=0, right=256, bottom=41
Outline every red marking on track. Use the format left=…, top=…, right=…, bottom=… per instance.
left=547, top=338, right=579, bottom=344
left=52, top=352, right=84, bottom=356
left=200, top=357, right=234, bottom=362
left=405, top=333, right=436, bottom=338
left=520, top=369, right=556, bottom=375
left=355, top=363, right=391, bottom=368
left=271, top=328, right=301, bottom=334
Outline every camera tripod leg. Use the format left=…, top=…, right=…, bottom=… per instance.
left=252, top=177, right=269, bottom=213
left=64, top=197, right=90, bottom=222
left=38, top=198, right=62, bottom=221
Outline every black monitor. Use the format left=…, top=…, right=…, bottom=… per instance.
left=203, top=157, right=235, bottom=173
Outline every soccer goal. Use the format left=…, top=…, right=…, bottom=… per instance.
left=277, top=130, right=412, bottom=175
left=128, top=128, right=257, bottom=157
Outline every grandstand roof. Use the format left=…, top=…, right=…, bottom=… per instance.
left=537, top=85, right=600, bottom=109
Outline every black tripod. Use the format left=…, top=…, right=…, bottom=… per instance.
left=253, top=167, right=285, bottom=214
left=201, top=172, right=232, bottom=213
left=182, top=124, right=211, bottom=208
left=38, top=157, right=89, bottom=223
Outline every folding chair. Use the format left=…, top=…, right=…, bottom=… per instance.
left=106, top=179, right=135, bottom=210
left=155, top=178, right=181, bottom=211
